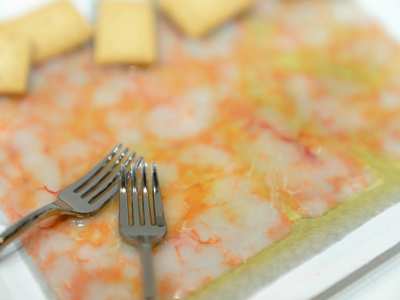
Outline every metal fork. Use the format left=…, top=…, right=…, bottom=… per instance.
left=119, top=161, right=166, bottom=300
left=0, top=143, right=137, bottom=251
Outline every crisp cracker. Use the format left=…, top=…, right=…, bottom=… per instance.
left=95, top=1, right=156, bottom=66
left=0, top=31, right=31, bottom=94
left=160, top=0, right=254, bottom=37
left=0, top=1, right=92, bottom=63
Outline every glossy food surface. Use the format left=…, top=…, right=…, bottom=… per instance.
left=1, top=1, right=400, bottom=299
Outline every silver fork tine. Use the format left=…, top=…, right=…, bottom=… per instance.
left=151, top=162, right=165, bottom=227
left=119, top=164, right=130, bottom=229
left=81, top=148, right=129, bottom=197
left=90, top=184, right=120, bottom=211
left=131, top=159, right=142, bottom=226
left=71, top=143, right=122, bottom=191
left=123, top=152, right=137, bottom=169
left=141, top=162, right=152, bottom=226
left=87, top=152, right=136, bottom=204
left=134, top=156, right=144, bottom=172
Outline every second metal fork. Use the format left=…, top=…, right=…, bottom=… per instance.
left=119, top=161, right=166, bottom=300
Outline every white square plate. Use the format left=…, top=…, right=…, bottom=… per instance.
left=1, top=1, right=400, bottom=299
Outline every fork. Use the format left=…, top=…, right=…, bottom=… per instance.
left=0, top=143, right=137, bottom=251
left=119, top=160, right=166, bottom=300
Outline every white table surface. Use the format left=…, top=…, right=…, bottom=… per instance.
left=1, top=1, right=400, bottom=299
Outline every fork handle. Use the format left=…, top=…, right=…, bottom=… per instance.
left=0, top=203, right=62, bottom=251
left=141, top=242, right=159, bottom=300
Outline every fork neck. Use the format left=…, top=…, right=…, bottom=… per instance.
left=140, top=242, right=159, bottom=300
left=0, top=203, right=62, bottom=251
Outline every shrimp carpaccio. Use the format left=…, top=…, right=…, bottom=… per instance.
left=1, top=0, right=400, bottom=299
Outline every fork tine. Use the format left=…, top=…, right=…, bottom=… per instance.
left=71, top=143, right=122, bottom=192
left=141, top=162, right=152, bottom=226
left=80, top=148, right=129, bottom=197
left=135, top=156, right=144, bottom=171
left=151, top=162, right=165, bottom=227
left=87, top=171, right=119, bottom=204
left=124, top=152, right=136, bottom=169
left=131, top=159, right=141, bottom=226
left=119, top=164, right=130, bottom=230
left=87, top=152, right=134, bottom=204
left=90, top=183, right=119, bottom=211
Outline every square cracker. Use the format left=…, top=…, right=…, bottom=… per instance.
left=160, top=0, right=254, bottom=37
left=1, top=1, right=92, bottom=63
left=95, top=1, right=156, bottom=66
left=0, top=31, right=31, bottom=94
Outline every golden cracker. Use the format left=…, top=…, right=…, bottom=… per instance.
left=0, top=31, right=31, bottom=94
left=160, top=0, right=254, bottom=37
left=1, top=1, right=92, bottom=63
left=95, top=1, right=156, bottom=66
